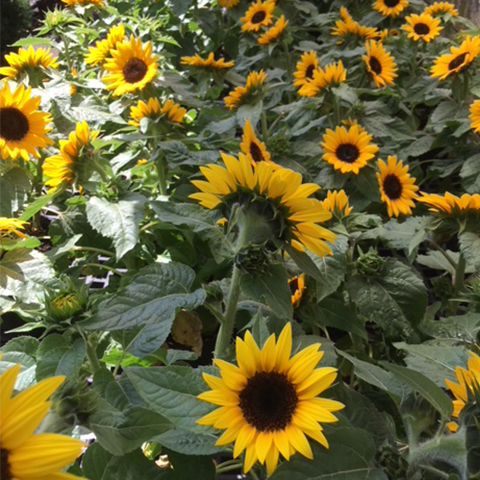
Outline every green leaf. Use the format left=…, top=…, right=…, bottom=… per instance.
left=459, top=232, right=480, bottom=272
left=0, top=167, right=30, bottom=216
left=46, top=234, right=83, bottom=259
left=417, top=250, right=476, bottom=275
left=283, top=243, right=325, bottom=281
left=56, top=337, right=86, bottom=378
left=12, top=37, right=52, bottom=47
left=35, top=334, right=70, bottom=381
left=167, top=450, right=215, bottom=480
left=86, top=193, right=146, bottom=259
left=19, top=191, right=57, bottom=221
left=403, top=135, right=435, bottom=159
left=0, top=336, right=38, bottom=356
left=152, top=429, right=222, bottom=456
left=82, top=442, right=112, bottom=480
left=421, top=313, right=480, bottom=342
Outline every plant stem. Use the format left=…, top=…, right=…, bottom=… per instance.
left=72, top=246, right=114, bottom=257
left=60, top=31, right=73, bottom=72
left=84, top=334, right=101, bottom=374
left=156, top=158, right=168, bottom=196
left=249, top=468, right=261, bottom=480
left=113, top=350, right=127, bottom=377
left=82, top=263, right=124, bottom=276
left=282, top=41, right=294, bottom=103
left=261, top=111, right=269, bottom=142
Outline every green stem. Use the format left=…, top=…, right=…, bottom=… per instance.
left=85, top=334, right=101, bottom=374
left=216, top=464, right=243, bottom=474
left=155, top=158, right=168, bottom=196
left=261, top=111, right=269, bottom=142
left=463, top=73, right=470, bottom=104
left=140, top=220, right=160, bottom=233
left=72, top=246, right=114, bottom=257
left=35, top=156, right=45, bottom=195
left=60, top=32, right=73, bottom=72
left=113, top=350, right=127, bottom=377
left=82, top=263, right=124, bottom=275
left=282, top=41, right=293, bottom=103
left=249, top=469, right=261, bottom=480
left=331, top=93, right=341, bottom=126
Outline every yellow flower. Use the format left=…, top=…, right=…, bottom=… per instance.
left=0, top=218, right=28, bottom=238
left=402, top=13, right=443, bottom=43
left=293, top=51, right=318, bottom=89
left=197, top=323, right=344, bottom=475
left=469, top=99, right=480, bottom=133
left=0, top=364, right=85, bottom=480
left=424, top=2, right=458, bottom=17
left=298, top=61, right=347, bottom=97
left=240, top=119, right=277, bottom=168
left=431, top=36, right=480, bottom=81
left=241, top=0, right=275, bottom=32
left=372, top=0, right=408, bottom=17
left=288, top=274, right=306, bottom=307
left=136, top=158, right=148, bottom=165
left=218, top=0, right=241, bottom=7
left=418, top=192, right=480, bottom=215
left=258, top=15, right=289, bottom=45
left=190, top=153, right=336, bottom=257
left=224, top=70, right=267, bottom=110
left=102, top=35, right=158, bottom=96
left=376, top=156, right=419, bottom=217
left=180, top=52, right=234, bottom=69
left=0, top=82, right=53, bottom=161
left=321, top=124, right=378, bottom=174
left=331, top=7, right=379, bottom=42
left=129, top=97, right=186, bottom=127
left=363, top=40, right=398, bottom=88
left=445, top=350, right=480, bottom=432
left=321, top=190, right=353, bottom=218
left=84, top=24, right=125, bottom=66
left=62, top=0, right=103, bottom=5
left=0, top=46, right=58, bottom=80
left=69, top=67, right=77, bottom=96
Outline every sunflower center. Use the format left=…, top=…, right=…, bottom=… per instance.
left=384, top=0, right=400, bottom=7
left=1, top=448, right=11, bottom=480
left=448, top=53, right=468, bottom=71
left=305, top=64, right=315, bottom=79
left=0, top=107, right=30, bottom=142
left=383, top=174, right=403, bottom=200
left=336, top=143, right=359, bottom=163
left=289, top=278, right=299, bottom=295
left=413, top=23, right=430, bottom=35
left=122, top=58, right=148, bottom=83
left=369, top=56, right=382, bottom=75
left=249, top=142, right=265, bottom=163
left=252, top=11, right=267, bottom=24
left=239, top=371, right=298, bottom=431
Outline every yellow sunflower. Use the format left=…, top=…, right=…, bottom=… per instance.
left=129, top=97, right=186, bottom=127
left=190, top=153, right=336, bottom=257
left=288, top=274, right=306, bottom=307
left=321, top=190, right=353, bottom=218
left=331, top=7, right=379, bottom=42
left=0, top=218, right=28, bottom=238
left=424, top=2, right=458, bottom=17
left=197, top=323, right=344, bottom=475
left=102, top=35, right=158, bottom=96
left=321, top=124, right=378, bottom=174
left=402, top=13, right=442, bottom=43
left=376, top=156, right=419, bottom=217
left=469, top=99, right=480, bottom=133
left=69, top=67, right=77, bottom=96
left=258, top=15, right=289, bottom=45
left=0, top=46, right=58, bottom=80
left=418, top=192, right=480, bottom=215
left=445, top=350, right=480, bottom=432
left=372, top=0, right=408, bottom=17
left=180, top=52, right=234, bottom=69
left=43, top=120, right=100, bottom=191
left=0, top=82, right=53, bottom=161
left=0, top=364, right=85, bottom=480
left=293, top=51, right=318, bottom=89
left=431, top=36, right=480, bottom=81
left=239, top=119, right=277, bottom=168
left=298, top=61, right=347, bottom=97
left=84, top=24, right=125, bottom=66
left=62, top=0, right=103, bottom=5
left=218, top=0, right=241, bottom=7
left=241, top=0, right=275, bottom=32
left=224, top=70, right=267, bottom=110
left=363, top=40, right=398, bottom=88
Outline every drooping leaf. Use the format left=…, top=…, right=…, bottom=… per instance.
left=0, top=167, right=30, bottom=216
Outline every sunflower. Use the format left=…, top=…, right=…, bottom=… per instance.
left=84, top=24, right=125, bottom=66
left=376, top=156, right=419, bottom=217
left=418, top=192, right=480, bottom=215
left=363, top=40, right=398, bottom=88
left=321, top=124, right=378, bottom=175
left=372, top=0, right=408, bottom=17
left=102, top=35, right=158, bottom=96
left=62, top=0, right=103, bottom=5
left=129, top=97, right=186, bottom=127
left=424, top=2, right=458, bottom=17
left=218, top=0, right=241, bottom=7
left=331, top=7, right=379, bottom=42
left=69, top=67, right=77, bottom=96
left=402, top=13, right=442, bottom=43
left=469, top=99, right=480, bottom=133
left=288, top=274, right=306, bottom=307
left=258, top=15, right=289, bottom=45
left=321, top=190, right=353, bottom=218
left=431, top=36, right=480, bottom=81
left=197, top=323, right=344, bottom=475
left=43, top=121, right=100, bottom=191
left=293, top=51, right=318, bottom=89
left=445, top=350, right=480, bottom=432
left=190, top=153, right=336, bottom=257
left=0, top=364, right=85, bottom=480
left=224, top=70, right=267, bottom=110
left=241, top=0, right=275, bottom=32
left=239, top=119, right=276, bottom=168
left=180, top=52, right=234, bottom=69
left=298, top=61, right=347, bottom=97
left=0, top=46, right=58, bottom=80
left=0, top=218, right=28, bottom=238
left=0, top=82, right=53, bottom=161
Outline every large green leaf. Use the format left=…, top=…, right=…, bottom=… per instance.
left=459, top=232, right=480, bottom=272
left=0, top=167, right=30, bottom=216
left=421, top=312, right=480, bottom=342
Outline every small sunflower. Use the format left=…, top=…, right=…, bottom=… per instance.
left=197, top=323, right=344, bottom=475
left=321, top=124, right=378, bottom=174
left=469, top=99, right=480, bottom=133
left=293, top=51, right=318, bottom=89
left=102, top=35, right=158, bottom=96
left=241, top=0, right=275, bottom=32
left=0, top=82, right=53, bottom=161
left=363, top=40, right=398, bottom=88
left=129, top=97, right=186, bottom=127
left=402, top=13, right=442, bottom=43
left=258, top=15, right=289, bottom=45
left=424, top=2, right=458, bottom=17
left=218, top=0, right=241, bottom=7
left=0, top=46, right=59, bottom=80
left=190, top=153, right=336, bottom=257
left=418, top=192, right=480, bottom=215
left=288, top=274, right=306, bottom=307
left=180, top=52, right=234, bottom=69
left=298, top=61, right=347, bottom=97
left=224, top=70, right=267, bottom=110
left=321, top=190, right=353, bottom=218
left=372, top=0, right=408, bottom=18
left=0, top=364, right=85, bottom=480
left=62, top=0, right=103, bottom=5
left=431, top=36, right=480, bottom=81
left=445, top=350, right=480, bottom=432
left=331, top=7, right=379, bottom=42
left=0, top=218, right=28, bottom=238
left=84, top=24, right=125, bottom=66
left=239, top=119, right=276, bottom=168
left=376, top=156, right=419, bottom=217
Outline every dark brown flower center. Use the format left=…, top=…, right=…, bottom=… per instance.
left=239, top=371, right=298, bottom=432
left=384, top=0, right=400, bottom=7
left=1, top=448, right=11, bottom=480
left=305, top=64, right=315, bottom=79
left=383, top=174, right=403, bottom=199
left=413, top=23, right=430, bottom=35
left=369, top=56, right=382, bottom=75
left=122, top=58, right=148, bottom=83
left=249, top=141, right=264, bottom=163
left=336, top=143, right=359, bottom=163
left=252, top=10, right=267, bottom=24
left=448, top=53, right=468, bottom=71
left=289, top=277, right=299, bottom=295
left=0, top=107, right=30, bottom=142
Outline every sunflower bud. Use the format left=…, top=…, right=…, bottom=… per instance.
left=235, top=243, right=271, bottom=275
left=355, top=248, right=385, bottom=276
left=45, top=280, right=88, bottom=323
